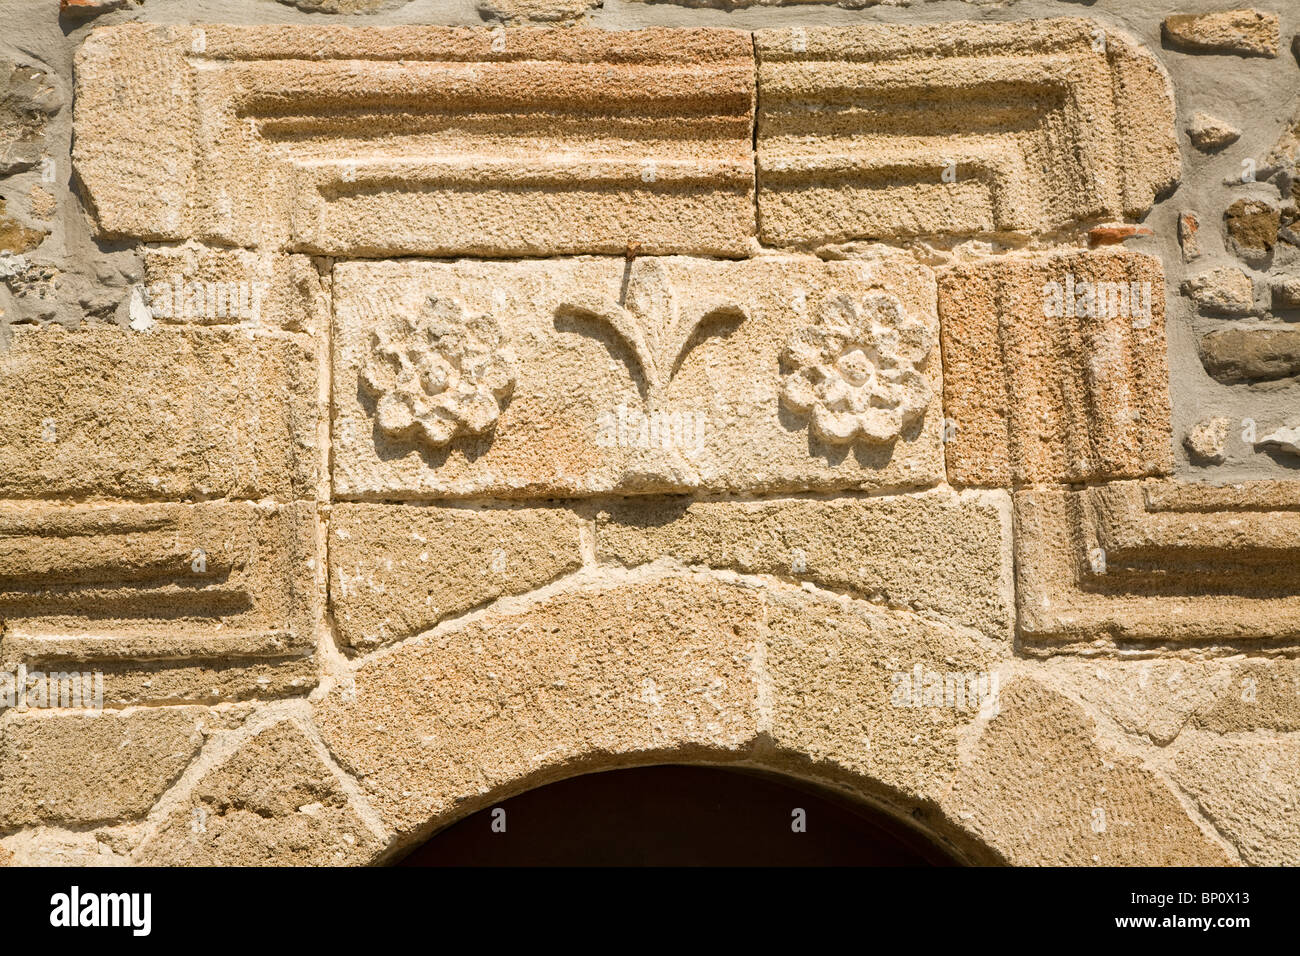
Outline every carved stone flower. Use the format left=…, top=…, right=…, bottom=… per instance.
left=780, top=292, right=932, bottom=445
left=361, top=295, right=515, bottom=448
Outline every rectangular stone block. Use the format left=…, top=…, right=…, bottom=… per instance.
left=331, top=254, right=943, bottom=499
left=755, top=19, right=1178, bottom=247
left=595, top=489, right=1013, bottom=640
left=74, top=24, right=756, bottom=257
left=0, top=326, right=318, bottom=501
left=0, top=500, right=318, bottom=704
left=1015, top=480, right=1300, bottom=652
left=0, top=707, right=238, bottom=828
left=330, top=503, right=584, bottom=652
left=938, top=249, right=1173, bottom=487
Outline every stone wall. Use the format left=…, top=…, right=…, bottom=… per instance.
left=0, top=0, right=1296, bottom=865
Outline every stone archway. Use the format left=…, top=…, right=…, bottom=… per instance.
left=395, top=764, right=962, bottom=866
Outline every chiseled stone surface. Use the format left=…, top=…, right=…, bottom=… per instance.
left=0, top=500, right=319, bottom=706
left=938, top=250, right=1173, bottom=487
left=139, top=244, right=327, bottom=332
left=133, top=718, right=385, bottom=866
left=755, top=20, right=1178, bottom=247
left=0, top=326, right=318, bottom=501
left=945, top=679, right=1232, bottom=865
left=332, top=254, right=943, bottom=499
left=73, top=25, right=756, bottom=257
left=0, top=707, right=231, bottom=828
left=329, top=503, right=585, bottom=651
left=595, top=488, right=1013, bottom=640
left=313, top=574, right=769, bottom=837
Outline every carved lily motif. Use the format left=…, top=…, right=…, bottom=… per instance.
left=556, top=260, right=747, bottom=402
left=361, top=295, right=515, bottom=449
left=780, top=291, right=932, bottom=446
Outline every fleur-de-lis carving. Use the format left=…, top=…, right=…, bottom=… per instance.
left=556, top=260, right=746, bottom=402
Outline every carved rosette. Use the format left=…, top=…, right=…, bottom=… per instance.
left=780, top=292, right=932, bottom=446
left=361, top=296, right=515, bottom=449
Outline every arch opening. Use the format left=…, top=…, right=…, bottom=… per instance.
left=395, top=764, right=962, bottom=867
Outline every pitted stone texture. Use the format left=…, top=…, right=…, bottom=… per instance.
left=73, top=25, right=755, bottom=257
left=595, top=489, right=1012, bottom=640
left=0, top=707, right=228, bottom=828
left=759, top=580, right=1003, bottom=815
left=477, top=0, right=601, bottom=22
left=332, top=255, right=942, bottom=499
left=313, top=569, right=1236, bottom=864
left=1225, top=199, right=1280, bottom=263
left=1200, top=326, right=1300, bottom=383
left=330, top=503, right=584, bottom=651
left=1015, top=480, right=1300, bottom=651
left=755, top=20, right=1178, bottom=247
left=1193, top=658, right=1300, bottom=734
left=945, top=679, right=1232, bottom=865
left=1163, top=9, right=1280, bottom=57
left=1173, top=734, right=1299, bottom=865
left=0, top=326, right=317, bottom=501
left=938, top=250, right=1172, bottom=487
left=134, top=719, right=384, bottom=866
left=140, top=244, right=327, bottom=332
left=0, top=500, right=319, bottom=704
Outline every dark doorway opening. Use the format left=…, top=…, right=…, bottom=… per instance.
left=396, top=764, right=960, bottom=866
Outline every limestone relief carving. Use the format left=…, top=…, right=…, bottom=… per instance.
left=360, top=295, right=516, bottom=449
left=779, top=291, right=931, bottom=445
left=555, top=259, right=747, bottom=402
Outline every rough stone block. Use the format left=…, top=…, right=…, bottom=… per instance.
left=1199, top=326, right=1300, bottom=383
left=945, top=679, right=1232, bottom=865
left=330, top=503, right=584, bottom=651
left=0, top=326, right=317, bottom=501
left=74, top=25, right=756, bottom=257
left=1174, top=735, right=1300, bottom=865
left=313, top=574, right=769, bottom=835
left=332, top=254, right=943, bottom=499
left=595, top=488, right=1012, bottom=640
left=1163, top=9, right=1279, bottom=57
left=0, top=707, right=223, bottom=828
left=754, top=20, right=1178, bottom=247
left=938, top=250, right=1173, bottom=487
left=134, top=718, right=384, bottom=866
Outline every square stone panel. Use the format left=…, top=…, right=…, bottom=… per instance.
left=331, top=254, right=943, bottom=499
